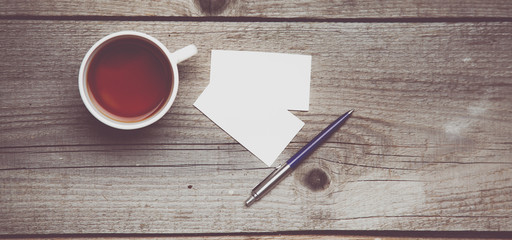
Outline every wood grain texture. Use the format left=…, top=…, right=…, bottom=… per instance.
left=2, top=235, right=511, bottom=240
left=1, top=20, right=511, bottom=235
left=0, top=0, right=512, bottom=18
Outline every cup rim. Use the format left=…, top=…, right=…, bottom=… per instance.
left=78, top=31, right=179, bottom=130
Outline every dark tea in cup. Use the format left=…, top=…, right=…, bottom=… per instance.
left=86, top=38, right=173, bottom=122
left=79, top=31, right=197, bottom=130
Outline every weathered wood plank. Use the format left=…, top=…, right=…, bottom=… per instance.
left=2, top=235, right=511, bottom=240
left=1, top=20, right=511, bottom=234
left=0, top=0, right=511, bottom=18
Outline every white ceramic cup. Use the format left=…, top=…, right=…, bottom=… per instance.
left=78, top=31, right=197, bottom=130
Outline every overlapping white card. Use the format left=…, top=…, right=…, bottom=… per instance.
left=194, top=50, right=312, bottom=166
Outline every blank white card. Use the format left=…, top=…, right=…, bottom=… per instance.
left=194, top=50, right=312, bottom=166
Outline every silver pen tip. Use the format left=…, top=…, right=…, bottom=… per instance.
left=245, top=195, right=257, bottom=207
left=348, top=109, right=354, bottom=115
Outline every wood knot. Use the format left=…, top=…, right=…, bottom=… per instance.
left=302, top=168, right=330, bottom=192
left=196, top=0, right=230, bottom=15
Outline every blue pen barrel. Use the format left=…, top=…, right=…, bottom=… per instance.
left=286, top=110, right=353, bottom=168
left=245, top=109, right=353, bottom=207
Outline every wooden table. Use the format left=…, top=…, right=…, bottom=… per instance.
left=1, top=0, right=511, bottom=238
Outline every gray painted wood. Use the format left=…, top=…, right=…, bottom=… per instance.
left=1, top=19, right=511, bottom=234
left=0, top=0, right=511, bottom=18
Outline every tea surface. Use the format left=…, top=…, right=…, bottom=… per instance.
left=87, top=38, right=172, bottom=122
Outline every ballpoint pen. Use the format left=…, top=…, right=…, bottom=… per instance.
left=245, top=109, right=354, bottom=207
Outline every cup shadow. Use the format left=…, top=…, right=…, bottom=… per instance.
left=83, top=115, right=158, bottom=145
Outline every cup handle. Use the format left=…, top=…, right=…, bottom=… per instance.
left=170, top=44, right=198, bottom=64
